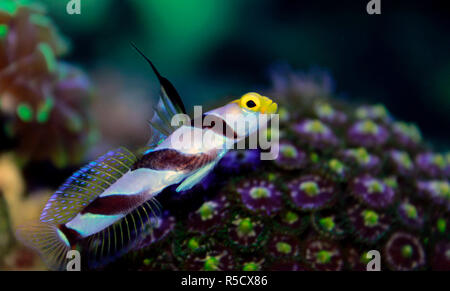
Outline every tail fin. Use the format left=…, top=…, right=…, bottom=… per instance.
left=16, top=222, right=71, bottom=271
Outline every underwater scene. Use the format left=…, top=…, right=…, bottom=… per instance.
left=0, top=0, right=449, bottom=273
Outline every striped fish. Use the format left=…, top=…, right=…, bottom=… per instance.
left=15, top=45, right=278, bottom=270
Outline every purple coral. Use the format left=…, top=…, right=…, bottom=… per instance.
left=396, top=200, right=425, bottom=230
left=347, top=204, right=391, bottom=244
left=416, top=180, right=450, bottom=211
left=355, top=104, right=391, bottom=123
left=236, top=179, right=283, bottom=216
left=340, top=147, right=381, bottom=173
left=274, top=210, right=309, bottom=235
left=347, top=120, right=389, bottom=148
left=312, top=209, right=346, bottom=239
left=134, top=212, right=176, bottom=250
left=226, top=215, right=267, bottom=250
left=313, top=102, right=347, bottom=125
left=187, top=195, right=230, bottom=234
left=384, top=232, right=426, bottom=271
left=391, top=121, right=422, bottom=148
left=388, top=150, right=415, bottom=176
left=415, top=152, right=446, bottom=178
left=267, top=234, right=300, bottom=259
left=273, top=141, right=307, bottom=170
left=350, top=175, right=396, bottom=209
left=293, top=119, right=338, bottom=149
left=304, top=239, right=344, bottom=271
left=288, top=174, right=336, bottom=211
left=184, top=246, right=235, bottom=271
left=321, top=158, right=349, bottom=181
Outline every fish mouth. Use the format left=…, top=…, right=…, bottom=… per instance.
left=260, top=99, right=278, bottom=114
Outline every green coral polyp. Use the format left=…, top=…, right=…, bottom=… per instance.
left=432, top=155, right=446, bottom=169
left=329, top=159, right=344, bottom=174
left=17, top=103, right=33, bottom=122
left=353, top=148, right=370, bottom=164
left=437, top=218, right=446, bottom=234
left=316, top=250, right=332, bottom=264
left=404, top=204, right=418, bottom=219
left=356, top=108, right=368, bottom=119
left=360, top=252, right=371, bottom=264
left=242, top=262, right=260, bottom=271
left=384, top=177, right=398, bottom=189
left=204, top=256, right=220, bottom=271
left=0, top=24, right=8, bottom=39
left=432, top=181, right=450, bottom=199
left=401, top=245, right=413, bottom=258
left=36, top=96, right=54, bottom=123
left=300, top=181, right=320, bottom=197
left=319, top=217, right=336, bottom=231
left=198, top=202, right=216, bottom=221
left=187, top=237, right=200, bottom=251
left=283, top=211, right=299, bottom=224
left=237, top=218, right=254, bottom=236
left=281, top=145, right=297, bottom=158
left=362, top=210, right=379, bottom=227
left=317, top=103, right=334, bottom=116
left=37, top=42, right=57, bottom=73
left=276, top=242, right=292, bottom=254
left=307, top=120, right=327, bottom=133
left=373, top=105, right=388, bottom=118
left=367, top=180, right=384, bottom=194
left=395, top=122, right=422, bottom=142
left=310, top=152, right=319, bottom=163
left=360, top=120, right=379, bottom=134
left=250, top=187, right=270, bottom=199
left=399, top=153, right=413, bottom=168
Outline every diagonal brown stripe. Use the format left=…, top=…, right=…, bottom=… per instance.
left=132, top=148, right=217, bottom=172
left=81, top=194, right=146, bottom=215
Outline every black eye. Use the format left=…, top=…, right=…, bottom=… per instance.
left=246, top=100, right=256, bottom=108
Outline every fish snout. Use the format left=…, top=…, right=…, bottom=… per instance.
left=260, top=97, right=278, bottom=114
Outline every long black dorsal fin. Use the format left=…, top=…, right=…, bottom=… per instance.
left=131, top=43, right=189, bottom=147
left=131, top=42, right=186, bottom=114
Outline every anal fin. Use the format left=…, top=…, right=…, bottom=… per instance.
left=176, top=161, right=217, bottom=193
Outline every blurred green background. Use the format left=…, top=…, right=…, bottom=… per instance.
left=40, top=0, right=450, bottom=149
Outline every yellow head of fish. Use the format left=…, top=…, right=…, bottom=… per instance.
left=231, top=92, right=278, bottom=114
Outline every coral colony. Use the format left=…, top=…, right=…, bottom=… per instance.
left=0, top=0, right=95, bottom=167
left=104, top=68, right=449, bottom=271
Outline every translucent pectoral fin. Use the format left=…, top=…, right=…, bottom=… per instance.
left=176, top=161, right=217, bottom=193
